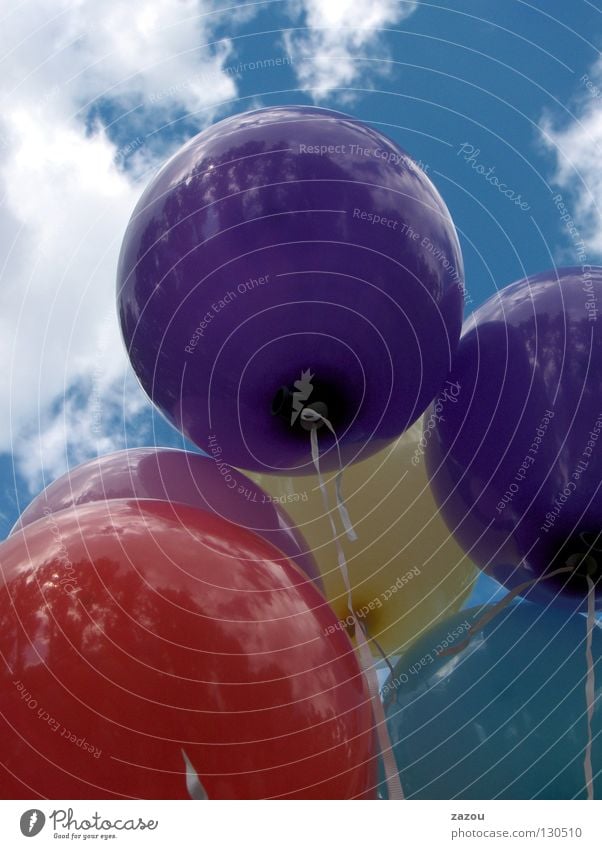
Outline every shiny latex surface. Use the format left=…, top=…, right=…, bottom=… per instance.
left=12, top=447, right=322, bottom=590
left=427, top=267, right=602, bottom=610
left=249, top=420, right=477, bottom=656
left=0, top=499, right=376, bottom=799
left=383, top=603, right=602, bottom=799
left=117, top=105, right=464, bottom=474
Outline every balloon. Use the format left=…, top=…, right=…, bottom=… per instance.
left=0, top=500, right=376, bottom=799
left=427, top=266, right=602, bottom=611
left=11, top=447, right=322, bottom=590
left=249, top=420, right=477, bottom=656
left=117, top=105, right=464, bottom=475
left=383, top=603, right=602, bottom=799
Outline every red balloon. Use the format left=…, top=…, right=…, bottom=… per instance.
left=0, top=500, right=375, bottom=799
left=11, top=447, right=323, bottom=590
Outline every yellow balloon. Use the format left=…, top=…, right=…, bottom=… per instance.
left=249, top=420, right=477, bottom=657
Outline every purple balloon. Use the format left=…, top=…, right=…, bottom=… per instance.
left=12, top=448, right=323, bottom=590
left=117, top=106, right=463, bottom=474
left=427, top=267, right=602, bottom=610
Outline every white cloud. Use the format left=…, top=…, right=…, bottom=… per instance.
left=1, top=0, right=237, bottom=116
left=0, top=0, right=240, bottom=490
left=284, top=0, right=418, bottom=101
left=540, top=57, right=602, bottom=257
left=16, top=371, right=152, bottom=496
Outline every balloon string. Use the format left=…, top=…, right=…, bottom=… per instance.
left=182, top=749, right=208, bottom=800
left=301, top=407, right=357, bottom=541
left=301, top=410, right=403, bottom=800
left=584, top=575, right=596, bottom=801
left=370, top=633, right=395, bottom=679
left=439, top=565, right=574, bottom=658
left=355, top=620, right=404, bottom=800
left=307, top=423, right=354, bottom=583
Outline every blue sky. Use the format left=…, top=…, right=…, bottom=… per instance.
left=1, top=1, right=601, bottom=611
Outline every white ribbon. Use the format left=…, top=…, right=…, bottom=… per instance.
left=301, top=407, right=357, bottom=542
left=182, top=749, right=208, bottom=800
left=584, top=575, right=596, bottom=801
left=300, top=407, right=404, bottom=800
left=439, top=565, right=574, bottom=658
